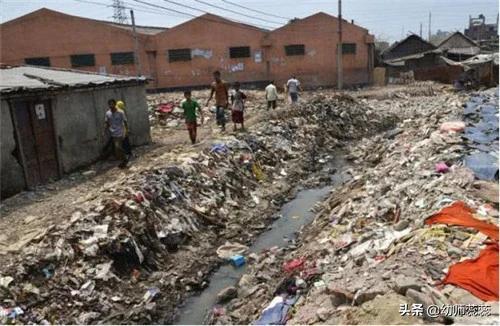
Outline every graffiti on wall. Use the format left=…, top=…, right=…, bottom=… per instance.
left=191, top=48, right=213, bottom=59
left=254, top=50, right=262, bottom=63
left=230, top=63, right=244, bottom=72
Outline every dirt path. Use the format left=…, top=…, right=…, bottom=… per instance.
left=0, top=93, right=274, bottom=254
left=0, top=84, right=442, bottom=254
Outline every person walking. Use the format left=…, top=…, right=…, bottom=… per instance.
left=265, top=80, right=278, bottom=109
left=286, top=75, right=302, bottom=104
left=206, top=70, right=229, bottom=132
left=230, top=81, right=247, bottom=131
left=116, top=100, right=133, bottom=159
left=104, top=99, right=128, bottom=168
left=181, top=90, right=204, bottom=144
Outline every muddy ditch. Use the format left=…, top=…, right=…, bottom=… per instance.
left=0, top=94, right=400, bottom=324
left=207, top=89, right=499, bottom=325
left=175, top=155, right=351, bottom=325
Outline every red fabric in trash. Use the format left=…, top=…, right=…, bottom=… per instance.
left=442, top=243, right=499, bottom=301
left=158, top=103, right=175, bottom=113
left=425, top=201, right=498, bottom=241
left=425, top=201, right=499, bottom=301
left=283, top=258, right=305, bottom=273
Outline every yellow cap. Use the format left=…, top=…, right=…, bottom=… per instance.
left=116, top=100, right=125, bottom=110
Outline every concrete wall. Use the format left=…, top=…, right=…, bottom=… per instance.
left=53, top=84, right=151, bottom=172
left=0, top=100, right=26, bottom=198
left=1, top=84, right=150, bottom=197
left=0, top=8, right=154, bottom=78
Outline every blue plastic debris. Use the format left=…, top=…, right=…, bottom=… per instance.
left=210, top=143, right=229, bottom=154
left=230, top=255, right=245, bottom=267
left=42, top=265, right=54, bottom=279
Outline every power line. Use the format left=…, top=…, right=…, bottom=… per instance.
left=112, top=0, right=128, bottom=23
left=221, top=0, right=291, bottom=21
left=160, top=0, right=211, bottom=15
left=160, top=0, right=279, bottom=28
left=73, top=0, right=169, bottom=16
left=130, top=0, right=275, bottom=30
left=193, top=0, right=282, bottom=25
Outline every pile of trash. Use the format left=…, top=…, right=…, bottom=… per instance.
left=211, top=89, right=499, bottom=325
left=147, top=90, right=266, bottom=128
left=0, top=94, right=398, bottom=324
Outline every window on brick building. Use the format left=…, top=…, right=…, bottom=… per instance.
left=110, top=52, right=135, bottom=65
left=71, top=54, right=95, bottom=67
left=285, top=44, right=305, bottom=56
left=229, top=46, right=251, bottom=58
left=168, top=48, right=191, bottom=62
left=24, top=57, right=51, bottom=67
left=342, top=43, right=357, bottom=54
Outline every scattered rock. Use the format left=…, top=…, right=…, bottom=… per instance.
left=327, top=286, right=354, bottom=306
left=316, top=307, right=332, bottom=321
left=447, top=246, right=463, bottom=257
left=394, top=275, right=422, bottom=295
left=394, top=219, right=410, bottom=231
left=217, top=286, right=238, bottom=304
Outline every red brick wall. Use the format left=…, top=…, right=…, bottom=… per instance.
left=266, top=13, right=374, bottom=88
left=1, top=10, right=374, bottom=90
left=152, top=14, right=268, bottom=88
left=0, top=9, right=153, bottom=77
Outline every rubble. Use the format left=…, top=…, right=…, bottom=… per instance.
left=0, top=90, right=397, bottom=324
left=211, top=88, right=499, bottom=325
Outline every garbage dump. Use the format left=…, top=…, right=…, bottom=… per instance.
left=0, top=93, right=398, bottom=324
left=210, top=89, right=499, bottom=325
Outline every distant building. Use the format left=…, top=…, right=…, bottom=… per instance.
left=0, top=66, right=150, bottom=197
left=464, top=14, right=498, bottom=41
left=1, top=8, right=375, bottom=89
left=381, top=34, right=436, bottom=61
left=437, top=32, right=480, bottom=61
left=0, top=9, right=165, bottom=80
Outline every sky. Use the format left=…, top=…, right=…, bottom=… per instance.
left=0, top=0, right=498, bottom=41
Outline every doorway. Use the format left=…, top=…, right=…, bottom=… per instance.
left=11, top=99, right=60, bottom=188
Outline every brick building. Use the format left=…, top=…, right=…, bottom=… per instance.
left=0, top=9, right=164, bottom=77
left=1, top=8, right=375, bottom=89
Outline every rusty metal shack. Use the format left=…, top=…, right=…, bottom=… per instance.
left=437, top=31, right=480, bottom=61
left=0, top=66, right=150, bottom=198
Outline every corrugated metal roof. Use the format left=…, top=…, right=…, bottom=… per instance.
left=0, top=66, right=146, bottom=94
left=383, top=49, right=442, bottom=65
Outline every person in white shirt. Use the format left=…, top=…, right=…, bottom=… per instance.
left=286, top=76, right=302, bottom=103
left=265, top=81, right=278, bottom=109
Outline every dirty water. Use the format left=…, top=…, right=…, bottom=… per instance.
left=463, top=88, right=499, bottom=181
left=175, top=159, right=350, bottom=325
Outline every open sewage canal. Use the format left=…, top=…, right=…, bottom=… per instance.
left=175, top=157, right=350, bottom=325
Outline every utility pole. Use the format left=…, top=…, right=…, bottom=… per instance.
left=419, top=22, right=422, bottom=38
left=130, top=10, right=142, bottom=76
left=428, top=11, right=432, bottom=41
left=112, top=0, right=128, bottom=24
left=337, top=0, right=343, bottom=90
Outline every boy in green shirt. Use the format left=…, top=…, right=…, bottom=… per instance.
left=181, top=90, right=204, bottom=144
